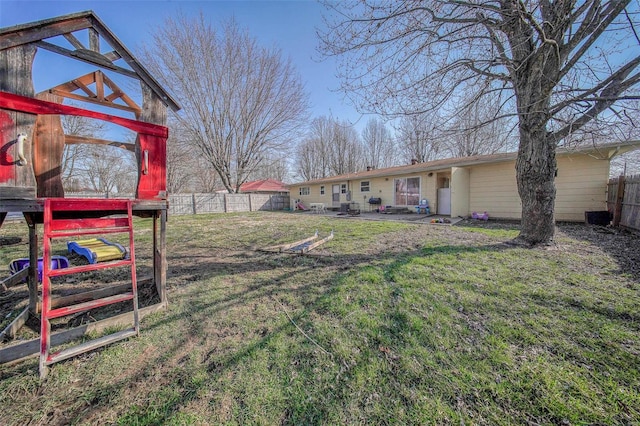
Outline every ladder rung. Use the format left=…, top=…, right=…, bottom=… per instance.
left=47, top=227, right=132, bottom=239
left=48, top=217, right=131, bottom=232
left=40, top=198, right=138, bottom=378
left=46, top=259, right=133, bottom=277
left=46, top=293, right=134, bottom=319
left=45, top=198, right=131, bottom=210
left=46, top=328, right=137, bottom=365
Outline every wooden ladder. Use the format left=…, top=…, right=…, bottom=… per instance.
left=39, top=198, right=139, bottom=379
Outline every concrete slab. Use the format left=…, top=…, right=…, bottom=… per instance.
left=313, top=210, right=464, bottom=226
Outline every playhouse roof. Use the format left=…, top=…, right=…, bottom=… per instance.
left=0, top=10, right=180, bottom=112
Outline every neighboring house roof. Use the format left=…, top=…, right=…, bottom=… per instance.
left=240, top=179, right=289, bottom=193
left=0, top=10, right=180, bottom=111
left=293, top=141, right=640, bottom=186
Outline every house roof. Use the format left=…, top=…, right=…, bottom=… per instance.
left=293, top=140, right=640, bottom=186
left=0, top=10, right=180, bottom=112
left=240, top=179, right=289, bottom=193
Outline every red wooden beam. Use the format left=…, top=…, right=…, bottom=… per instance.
left=0, top=91, right=167, bottom=137
left=46, top=198, right=131, bottom=211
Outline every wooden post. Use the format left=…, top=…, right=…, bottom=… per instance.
left=192, top=193, right=196, bottom=215
left=32, top=92, right=65, bottom=197
left=159, top=208, right=167, bottom=304
left=24, top=213, right=39, bottom=314
left=613, top=175, right=625, bottom=227
left=0, top=45, right=37, bottom=194
left=153, top=211, right=158, bottom=295
left=224, top=193, right=228, bottom=213
left=152, top=210, right=168, bottom=304
left=136, top=84, right=167, bottom=199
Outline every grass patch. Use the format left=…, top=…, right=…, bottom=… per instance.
left=1, top=212, right=638, bottom=425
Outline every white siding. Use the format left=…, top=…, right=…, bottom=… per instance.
left=555, top=155, right=609, bottom=221
left=451, top=167, right=470, bottom=217
left=469, top=162, right=521, bottom=219
left=291, top=153, right=610, bottom=221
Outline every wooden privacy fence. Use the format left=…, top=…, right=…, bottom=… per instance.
left=52, top=193, right=289, bottom=215
left=168, top=193, right=289, bottom=215
left=607, top=175, right=640, bottom=232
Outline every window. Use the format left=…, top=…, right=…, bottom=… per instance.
left=341, top=184, right=347, bottom=194
left=299, top=187, right=310, bottom=196
left=394, top=177, right=420, bottom=206
left=360, top=181, right=370, bottom=192
left=320, top=186, right=325, bottom=195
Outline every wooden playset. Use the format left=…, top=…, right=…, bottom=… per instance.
left=0, top=11, right=180, bottom=377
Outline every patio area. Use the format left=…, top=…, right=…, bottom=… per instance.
left=302, top=208, right=465, bottom=226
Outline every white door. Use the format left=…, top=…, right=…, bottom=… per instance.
left=332, top=185, right=340, bottom=207
left=437, top=188, right=451, bottom=215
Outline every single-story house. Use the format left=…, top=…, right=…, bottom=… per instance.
left=240, top=179, right=289, bottom=195
left=289, top=141, right=640, bottom=221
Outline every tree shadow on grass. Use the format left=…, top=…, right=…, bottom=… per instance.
left=557, top=223, right=640, bottom=284
left=6, top=215, right=639, bottom=424
left=0, top=237, right=522, bottom=425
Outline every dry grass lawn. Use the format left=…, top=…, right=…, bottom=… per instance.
left=1, top=212, right=638, bottom=425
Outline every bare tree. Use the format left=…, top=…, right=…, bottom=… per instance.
left=295, top=116, right=363, bottom=180
left=395, top=113, right=444, bottom=163
left=81, top=145, right=136, bottom=196
left=191, top=155, right=221, bottom=193
left=328, top=119, right=363, bottom=175
left=320, top=1, right=640, bottom=245
left=296, top=136, right=326, bottom=181
left=165, top=122, right=193, bottom=194
left=307, top=116, right=335, bottom=178
left=611, top=151, right=640, bottom=177
left=60, top=114, right=106, bottom=190
left=444, top=89, right=517, bottom=157
left=572, top=101, right=640, bottom=177
left=246, top=154, right=290, bottom=182
left=141, top=14, right=309, bottom=193
left=361, top=117, right=396, bottom=168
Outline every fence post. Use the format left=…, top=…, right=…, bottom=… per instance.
left=248, top=194, right=252, bottom=212
left=191, top=193, right=197, bottom=215
left=613, top=175, right=625, bottom=227
left=224, top=194, right=228, bottom=213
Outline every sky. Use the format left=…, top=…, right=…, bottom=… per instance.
left=0, top=0, right=369, bottom=130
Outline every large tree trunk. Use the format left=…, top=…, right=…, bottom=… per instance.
left=505, top=0, right=560, bottom=247
left=515, top=128, right=557, bottom=245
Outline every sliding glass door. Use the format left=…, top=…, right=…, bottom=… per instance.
left=394, top=177, right=420, bottom=206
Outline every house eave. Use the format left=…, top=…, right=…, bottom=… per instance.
left=291, top=140, right=640, bottom=187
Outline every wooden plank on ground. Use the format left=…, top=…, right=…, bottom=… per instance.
left=0, top=307, right=29, bottom=341
left=261, top=232, right=318, bottom=252
left=301, top=231, right=334, bottom=254
left=51, top=277, right=150, bottom=308
left=1, top=268, right=28, bottom=292
left=0, top=302, right=165, bottom=365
